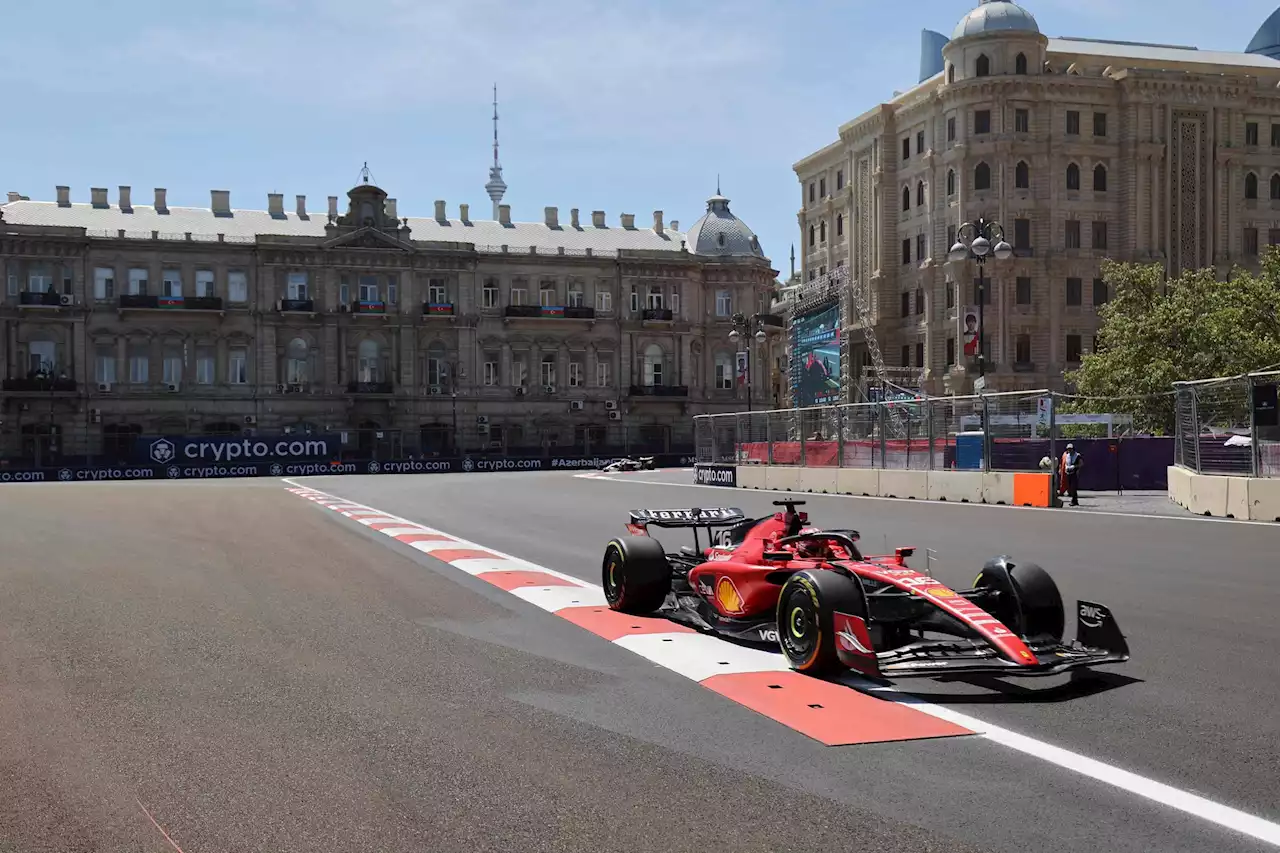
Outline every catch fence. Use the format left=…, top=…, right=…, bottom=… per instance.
left=1173, top=370, right=1280, bottom=477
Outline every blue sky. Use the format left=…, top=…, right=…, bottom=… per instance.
left=2, top=0, right=1278, bottom=275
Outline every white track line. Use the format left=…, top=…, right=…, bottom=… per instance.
left=281, top=477, right=1280, bottom=847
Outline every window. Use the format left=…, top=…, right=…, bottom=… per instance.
left=426, top=278, right=447, bottom=304
left=426, top=346, right=447, bottom=386
left=128, top=268, right=148, bottom=295
left=902, top=239, right=912, bottom=265
left=643, top=344, right=664, bottom=387
left=229, top=346, right=248, bottom=384
left=596, top=290, right=612, bottom=312
left=285, top=338, right=309, bottom=384
left=1015, top=109, right=1029, bottom=134
left=947, top=170, right=956, bottom=196
left=1093, top=112, right=1107, bottom=137
left=194, top=270, right=214, bottom=298
left=915, top=287, right=924, bottom=316
left=902, top=186, right=911, bottom=212
left=836, top=214, right=843, bottom=237
left=1271, top=228, right=1280, bottom=247
left=162, top=269, right=182, bottom=298
left=128, top=346, right=148, bottom=384
left=539, top=282, right=558, bottom=307
left=196, top=347, right=214, bottom=385
left=946, top=280, right=955, bottom=309
left=819, top=178, right=826, bottom=197
left=93, top=267, right=115, bottom=300
left=469, top=355, right=491, bottom=387
left=1015, top=161, right=1029, bottom=189
left=646, top=287, right=664, bottom=310
left=1093, top=278, right=1109, bottom=306
left=1272, top=175, right=1280, bottom=201
left=947, top=116, right=956, bottom=142
left=1247, top=122, right=1260, bottom=146
left=596, top=359, right=611, bottom=387
left=1066, top=110, right=1080, bottom=135
left=946, top=337, right=955, bottom=366
left=62, top=270, right=72, bottom=295
left=25, top=265, right=52, bottom=293
left=483, top=278, right=499, bottom=308
left=947, top=225, right=956, bottom=252
left=227, top=271, right=247, bottom=304
left=976, top=54, right=990, bottom=77
left=159, top=347, right=182, bottom=385
left=974, top=162, right=991, bottom=191
left=809, top=183, right=815, bottom=203
left=901, top=345, right=911, bottom=367
left=820, top=221, right=827, bottom=242
left=1015, top=53, right=1028, bottom=75
left=357, top=340, right=381, bottom=383
left=1066, top=277, right=1083, bottom=306
left=287, top=272, right=308, bottom=300
left=95, top=347, right=116, bottom=385
left=540, top=355, right=557, bottom=388
left=916, top=131, right=925, bottom=154
left=1014, top=218, right=1031, bottom=250
left=947, top=65, right=955, bottom=84
left=1246, top=173, right=1259, bottom=200
left=1016, top=334, right=1031, bottom=364
left=916, top=181, right=925, bottom=207
left=357, top=275, right=380, bottom=302
left=975, top=110, right=991, bottom=134
left=630, top=289, right=639, bottom=312
left=716, top=290, right=732, bottom=316
left=1016, top=276, right=1032, bottom=305
left=1246, top=227, right=1260, bottom=255
left=1092, top=220, right=1109, bottom=250
left=1269, top=124, right=1278, bottom=147
left=836, top=170, right=844, bottom=190
left=1065, top=219, right=1082, bottom=249
left=1093, top=164, right=1108, bottom=192
left=511, top=285, right=527, bottom=306
left=915, top=342, right=924, bottom=369
left=513, top=355, right=528, bottom=387
left=809, top=225, right=816, bottom=246
left=901, top=291, right=911, bottom=317
left=715, top=353, right=734, bottom=389
left=1065, top=334, right=1082, bottom=363
left=670, top=292, right=680, bottom=316
left=916, top=234, right=926, bottom=262
left=567, top=282, right=584, bottom=307
left=902, top=137, right=910, bottom=161
left=1067, top=163, right=1081, bottom=191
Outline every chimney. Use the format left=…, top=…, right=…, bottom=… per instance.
left=386, top=198, right=398, bottom=220
left=592, top=210, right=606, bottom=228
left=327, top=195, right=339, bottom=220
left=434, top=200, right=446, bottom=221
left=296, top=194, right=307, bottom=218
left=621, top=213, right=635, bottom=229
left=90, top=187, right=109, bottom=208
left=653, top=210, right=664, bottom=235
left=670, top=219, right=679, bottom=231
left=268, top=193, right=284, bottom=217
left=211, top=190, right=231, bottom=215
left=459, top=203, right=470, bottom=223
left=56, top=186, right=71, bottom=207
left=118, top=186, right=132, bottom=211
left=545, top=206, right=559, bottom=228
left=498, top=204, right=512, bottom=225
left=570, top=208, right=580, bottom=228
left=154, top=188, right=168, bottom=212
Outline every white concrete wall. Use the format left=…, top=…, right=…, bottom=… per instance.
left=726, top=466, right=1055, bottom=509
left=1167, top=465, right=1280, bottom=522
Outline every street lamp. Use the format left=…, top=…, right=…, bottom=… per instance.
left=729, top=312, right=768, bottom=411
left=948, top=218, right=1014, bottom=379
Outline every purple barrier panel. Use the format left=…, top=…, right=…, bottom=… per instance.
left=989, top=437, right=1174, bottom=490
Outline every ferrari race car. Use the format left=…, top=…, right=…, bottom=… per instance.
left=602, top=501, right=1130, bottom=679
left=601, top=456, right=657, bottom=473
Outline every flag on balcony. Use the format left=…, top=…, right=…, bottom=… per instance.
left=159, top=296, right=183, bottom=308
left=540, top=305, right=565, bottom=317
left=427, top=303, right=453, bottom=315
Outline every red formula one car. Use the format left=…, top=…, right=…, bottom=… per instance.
left=601, top=500, right=1130, bottom=679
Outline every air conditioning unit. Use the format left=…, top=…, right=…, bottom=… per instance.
left=276, top=383, right=288, bottom=393
left=243, top=415, right=257, bottom=425
left=59, top=294, right=73, bottom=306
left=570, top=400, right=584, bottom=411
left=608, top=410, right=622, bottom=421
left=604, top=400, right=618, bottom=411
left=166, top=383, right=180, bottom=393
left=476, top=415, right=490, bottom=425
left=515, top=387, right=526, bottom=396
left=429, top=385, right=443, bottom=395
left=97, top=382, right=112, bottom=392
left=89, top=408, right=102, bottom=423
left=289, top=384, right=303, bottom=394
left=339, top=304, right=350, bottom=313
left=488, top=440, right=502, bottom=449
left=544, top=385, right=555, bottom=393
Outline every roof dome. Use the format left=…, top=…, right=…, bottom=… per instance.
left=952, top=0, right=1040, bottom=41
left=1247, top=8, right=1280, bottom=59
left=685, top=193, right=765, bottom=259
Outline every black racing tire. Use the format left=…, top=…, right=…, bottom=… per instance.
left=775, top=570, right=866, bottom=676
left=602, top=536, right=672, bottom=614
left=975, top=559, right=1065, bottom=642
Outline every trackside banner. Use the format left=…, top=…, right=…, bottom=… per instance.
left=134, top=434, right=341, bottom=466
left=0, top=454, right=697, bottom=485
left=694, top=463, right=737, bottom=487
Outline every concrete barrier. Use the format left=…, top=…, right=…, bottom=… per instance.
left=878, top=470, right=929, bottom=500
left=1247, top=477, right=1280, bottom=521
left=837, top=467, right=880, bottom=496
left=765, top=466, right=802, bottom=492
left=798, top=467, right=840, bottom=494
left=1012, top=472, right=1054, bottom=507
left=927, top=470, right=985, bottom=503
left=737, top=465, right=768, bottom=490
left=1166, top=465, right=1191, bottom=508
left=1186, top=473, right=1230, bottom=517
left=981, top=472, right=1015, bottom=505
left=1167, top=466, right=1280, bottom=521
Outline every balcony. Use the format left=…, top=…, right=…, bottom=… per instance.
left=346, top=381, right=395, bottom=394
left=185, top=296, right=223, bottom=311
left=641, top=308, right=674, bottom=322
left=119, top=294, right=159, bottom=309
left=280, top=298, right=315, bottom=313
left=3, top=376, right=78, bottom=393
left=423, top=302, right=455, bottom=316
left=18, top=291, right=62, bottom=307
left=350, top=300, right=387, bottom=315
left=629, top=384, right=689, bottom=397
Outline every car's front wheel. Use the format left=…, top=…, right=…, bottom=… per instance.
left=975, top=558, right=1065, bottom=642
left=776, top=570, right=867, bottom=676
left=602, top=536, right=672, bottom=614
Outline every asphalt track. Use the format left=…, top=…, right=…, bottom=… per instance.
left=1, top=472, right=1277, bottom=852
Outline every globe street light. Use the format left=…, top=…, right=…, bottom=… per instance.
left=948, top=218, right=1013, bottom=379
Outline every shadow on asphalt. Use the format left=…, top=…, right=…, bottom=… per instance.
left=900, top=669, right=1145, bottom=705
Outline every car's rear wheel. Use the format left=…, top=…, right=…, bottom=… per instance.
left=603, top=536, right=672, bottom=614
left=776, top=570, right=866, bottom=676
left=975, top=558, right=1065, bottom=642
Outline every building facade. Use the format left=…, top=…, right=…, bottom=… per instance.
left=0, top=181, right=777, bottom=465
left=793, top=0, right=1280, bottom=398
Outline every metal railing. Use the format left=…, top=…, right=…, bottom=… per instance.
left=1173, top=370, right=1280, bottom=477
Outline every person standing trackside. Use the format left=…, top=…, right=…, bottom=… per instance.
left=1059, top=443, right=1083, bottom=506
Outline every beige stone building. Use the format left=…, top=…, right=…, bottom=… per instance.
left=0, top=179, right=777, bottom=465
left=793, top=0, right=1280, bottom=398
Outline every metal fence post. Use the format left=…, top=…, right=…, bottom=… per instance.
left=1047, top=393, right=1060, bottom=507
left=766, top=411, right=774, bottom=466
left=878, top=402, right=887, bottom=469
left=799, top=408, right=807, bottom=467
left=926, top=396, right=935, bottom=471
left=981, top=394, right=992, bottom=473
left=1249, top=375, right=1260, bottom=478
left=836, top=404, right=845, bottom=468
left=1190, top=389, right=1201, bottom=474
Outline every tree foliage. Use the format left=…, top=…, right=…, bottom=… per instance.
left=1064, top=251, right=1280, bottom=433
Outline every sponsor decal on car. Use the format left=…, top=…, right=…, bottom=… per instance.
left=1079, top=603, right=1105, bottom=628
left=716, top=577, right=746, bottom=615
left=927, top=587, right=957, bottom=598
left=757, top=627, right=780, bottom=643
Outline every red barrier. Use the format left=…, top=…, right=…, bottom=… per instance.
left=738, top=440, right=939, bottom=468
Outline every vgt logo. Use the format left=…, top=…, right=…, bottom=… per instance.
left=149, top=438, right=176, bottom=464
left=1079, top=603, right=1105, bottom=628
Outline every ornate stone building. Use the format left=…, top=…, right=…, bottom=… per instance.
left=793, top=0, right=1280, bottom=397
left=0, top=179, right=776, bottom=463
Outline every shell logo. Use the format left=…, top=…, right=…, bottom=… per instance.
left=716, top=577, right=745, bottom=615
left=927, top=587, right=957, bottom=598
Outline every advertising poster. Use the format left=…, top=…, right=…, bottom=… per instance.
left=791, top=304, right=842, bottom=407
left=962, top=306, right=981, bottom=358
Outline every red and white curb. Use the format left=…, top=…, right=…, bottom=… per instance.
left=282, top=482, right=1280, bottom=846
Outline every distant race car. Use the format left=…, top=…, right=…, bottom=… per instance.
left=601, top=456, right=656, bottom=473
left=601, top=500, right=1130, bottom=679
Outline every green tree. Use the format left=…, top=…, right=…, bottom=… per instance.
left=1064, top=251, right=1280, bottom=433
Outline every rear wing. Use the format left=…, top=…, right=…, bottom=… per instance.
left=627, top=507, right=746, bottom=529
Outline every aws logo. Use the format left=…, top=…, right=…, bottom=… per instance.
left=716, top=577, right=746, bottom=615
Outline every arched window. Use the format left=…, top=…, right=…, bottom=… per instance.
left=947, top=170, right=956, bottom=196
left=285, top=337, right=309, bottom=385
left=1067, top=163, right=1081, bottom=191
left=916, top=181, right=925, bottom=207
left=947, top=64, right=956, bottom=84
left=902, top=186, right=911, bottom=212
left=1246, top=172, right=1259, bottom=200
left=976, top=54, right=990, bottom=77
left=808, top=224, right=816, bottom=246
left=643, top=344, right=665, bottom=387
left=974, top=162, right=991, bottom=191
left=1093, top=164, right=1108, bottom=192
left=820, top=221, right=827, bottom=242
left=1271, top=174, right=1280, bottom=200
left=1015, top=53, right=1028, bottom=75
left=836, top=214, right=844, bottom=236
left=357, top=339, right=381, bottom=383
left=714, top=352, right=734, bottom=389
left=915, top=287, right=924, bottom=315
left=426, top=342, right=448, bottom=387
left=1016, top=161, right=1030, bottom=189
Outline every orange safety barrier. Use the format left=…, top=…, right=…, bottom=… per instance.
left=1012, top=472, right=1053, bottom=507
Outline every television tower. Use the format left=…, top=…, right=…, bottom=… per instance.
left=484, top=84, right=507, bottom=219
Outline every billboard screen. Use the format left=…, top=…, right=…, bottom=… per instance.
left=791, top=304, right=841, bottom=407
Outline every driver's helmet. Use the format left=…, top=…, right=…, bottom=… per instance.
left=793, top=527, right=832, bottom=560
